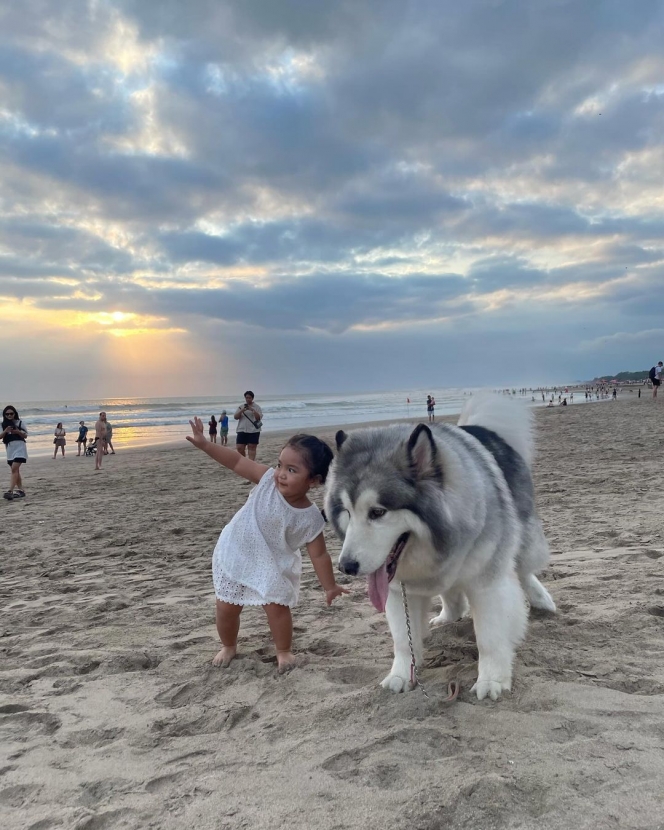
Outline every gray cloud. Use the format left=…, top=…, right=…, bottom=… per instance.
left=2, top=0, right=664, bottom=392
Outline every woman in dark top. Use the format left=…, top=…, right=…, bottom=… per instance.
left=208, top=415, right=218, bottom=443
left=1, top=405, right=28, bottom=500
left=76, top=421, right=89, bottom=456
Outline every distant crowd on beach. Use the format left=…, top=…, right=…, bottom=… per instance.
left=497, top=378, right=659, bottom=407
left=51, top=414, right=115, bottom=461
left=4, top=368, right=664, bottom=502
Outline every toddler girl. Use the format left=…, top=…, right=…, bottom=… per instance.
left=187, top=417, right=347, bottom=671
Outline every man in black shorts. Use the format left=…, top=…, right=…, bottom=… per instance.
left=651, top=362, right=663, bottom=399
left=234, top=391, right=263, bottom=460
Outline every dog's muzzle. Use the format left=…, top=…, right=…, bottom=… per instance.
left=338, top=557, right=360, bottom=576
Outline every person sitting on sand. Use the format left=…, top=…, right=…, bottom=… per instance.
left=186, top=418, right=348, bottom=672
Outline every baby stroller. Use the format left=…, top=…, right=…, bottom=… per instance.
left=85, top=438, right=99, bottom=457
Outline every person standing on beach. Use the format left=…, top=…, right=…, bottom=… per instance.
left=234, top=391, right=263, bottom=461
left=186, top=418, right=347, bottom=671
left=649, top=362, right=663, bottom=399
left=53, top=423, right=66, bottom=458
left=94, top=412, right=107, bottom=470
left=208, top=415, right=218, bottom=443
left=219, top=410, right=229, bottom=446
left=426, top=395, right=433, bottom=423
left=1, top=405, right=27, bottom=500
left=76, top=421, right=88, bottom=456
left=105, top=420, right=115, bottom=454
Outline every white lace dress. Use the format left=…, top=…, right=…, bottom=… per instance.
left=212, top=470, right=325, bottom=607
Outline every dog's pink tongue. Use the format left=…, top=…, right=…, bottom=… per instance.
left=367, top=564, right=389, bottom=612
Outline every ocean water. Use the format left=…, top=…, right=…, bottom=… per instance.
left=7, top=386, right=585, bottom=457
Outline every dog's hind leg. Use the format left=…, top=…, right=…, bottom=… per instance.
left=516, top=520, right=556, bottom=613
left=381, top=585, right=428, bottom=693
left=521, top=573, right=556, bottom=612
left=466, top=575, right=528, bottom=701
left=430, top=589, right=469, bottom=626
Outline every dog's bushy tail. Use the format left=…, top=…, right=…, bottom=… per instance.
left=457, top=392, right=534, bottom=467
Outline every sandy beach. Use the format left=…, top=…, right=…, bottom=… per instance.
left=2, top=396, right=664, bottom=830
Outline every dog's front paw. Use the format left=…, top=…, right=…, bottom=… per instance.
left=380, top=671, right=412, bottom=693
left=471, top=678, right=510, bottom=701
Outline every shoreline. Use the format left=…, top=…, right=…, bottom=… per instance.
left=20, top=391, right=628, bottom=460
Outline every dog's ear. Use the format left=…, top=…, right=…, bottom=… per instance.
left=407, top=423, right=440, bottom=479
left=335, top=430, right=348, bottom=450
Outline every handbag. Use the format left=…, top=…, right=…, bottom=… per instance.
left=242, top=410, right=263, bottom=430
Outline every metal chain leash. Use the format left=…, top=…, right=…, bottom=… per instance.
left=400, top=581, right=429, bottom=699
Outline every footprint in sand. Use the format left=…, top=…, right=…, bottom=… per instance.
left=0, top=710, right=61, bottom=739
left=321, top=728, right=459, bottom=788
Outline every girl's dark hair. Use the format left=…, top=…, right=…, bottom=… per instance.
left=2, top=405, right=18, bottom=422
left=284, top=434, right=334, bottom=483
left=2, top=406, right=19, bottom=445
left=210, top=415, right=217, bottom=424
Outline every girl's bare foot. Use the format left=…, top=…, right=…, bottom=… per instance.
left=276, top=651, right=297, bottom=674
left=212, top=646, right=236, bottom=667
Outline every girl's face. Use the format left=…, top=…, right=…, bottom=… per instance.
left=274, top=446, right=317, bottom=500
left=4, top=408, right=16, bottom=420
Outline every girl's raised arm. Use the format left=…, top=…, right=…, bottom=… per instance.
left=186, top=416, right=269, bottom=483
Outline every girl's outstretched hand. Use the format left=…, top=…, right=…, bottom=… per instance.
left=325, top=584, right=350, bottom=606
left=186, top=417, right=208, bottom=449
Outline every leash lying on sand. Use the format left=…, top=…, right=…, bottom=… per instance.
left=401, top=582, right=460, bottom=703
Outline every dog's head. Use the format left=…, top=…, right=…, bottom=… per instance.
left=324, top=423, right=444, bottom=611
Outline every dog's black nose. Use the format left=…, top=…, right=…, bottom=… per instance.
left=338, top=559, right=359, bottom=576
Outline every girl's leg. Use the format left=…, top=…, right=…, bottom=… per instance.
left=213, top=600, right=242, bottom=667
left=263, top=603, right=295, bottom=672
left=10, top=463, right=20, bottom=491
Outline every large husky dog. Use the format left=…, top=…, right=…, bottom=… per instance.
left=324, top=394, right=555, bottom=701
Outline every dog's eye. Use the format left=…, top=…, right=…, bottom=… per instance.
left=368, top=507, right=386, bottom=520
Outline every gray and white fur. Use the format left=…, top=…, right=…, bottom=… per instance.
left=324, top=393, right=555, bottom=700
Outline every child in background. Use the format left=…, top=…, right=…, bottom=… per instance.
left=186, top=417, right=347, bottom=672
left=219, top=410, right=229, bottom=446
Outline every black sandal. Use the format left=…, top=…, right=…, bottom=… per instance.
left=13, top=490, right=25, bottom=498
left=3, top=491, right=14, bottom=500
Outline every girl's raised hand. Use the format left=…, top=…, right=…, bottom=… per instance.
left=186, top=416, right=208, bottom=449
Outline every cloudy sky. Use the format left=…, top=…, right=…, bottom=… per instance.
left=2, top=0, right=664, bottom=399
